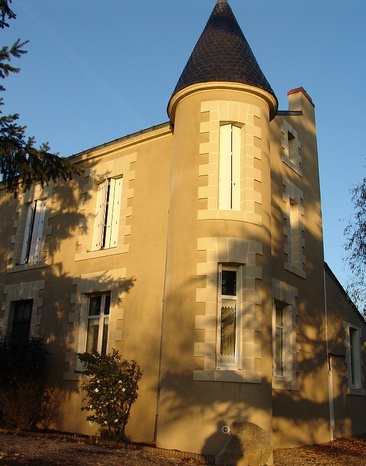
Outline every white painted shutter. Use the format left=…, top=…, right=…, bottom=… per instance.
left=93, top=181, right=107, bottom=250
left=219, top=124, right=232, bottom=210
left=20, top=202, right=35, bottom=264
left=104, top=178, right=122, bottom=248
left=231, top=125, right=241, bottom=211
left=108, top=177, right=122, bottom=248
left=28, top=200, right=46, bottom=262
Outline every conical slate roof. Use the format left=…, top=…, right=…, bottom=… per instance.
left=171, top=0, right=277, bottom=104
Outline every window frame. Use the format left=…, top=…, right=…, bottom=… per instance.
left=93, top=177, right=123, bottom=251
left=20, top=199, right=47, bottom=264
left=11, top=299, right=33, bottom=341
left=85, top=292, right=111, bottom=355
left=281, top=121, right=302, bottom=175
left=344, top=322, right=364, bottom=393
left=272, top=299, right=297, bottom=388
left=273, top=301, right=292, bottom=381
left=217, top=264, right=242, bottom=370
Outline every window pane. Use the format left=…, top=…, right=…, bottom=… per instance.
left=104, top=294, right=111, bottom=315
left=275, top=328, right=284, bottom=376
left=222, top=270, right=236, bottom=296
left=86, top=319, right=99, bottom=353
left=101, top=318, right=109, bottom=355
left=12, top=300, right=33, bottom=341
left=220, top=299, right=236, bottom=363
left=275, top=305, right=284, bottom=376
left=89, top=296, right=102, bottom=316
left=276, top=305, right=283, bottom=326
left=349, top=327, right=358, bottom=387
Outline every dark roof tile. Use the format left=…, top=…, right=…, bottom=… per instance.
left=171, top=0, right=277, bottom=104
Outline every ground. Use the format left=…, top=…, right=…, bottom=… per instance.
left=0, top=431, right=365, bottom=465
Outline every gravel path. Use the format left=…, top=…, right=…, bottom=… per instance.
left=0, top=431, right=365, bottom=465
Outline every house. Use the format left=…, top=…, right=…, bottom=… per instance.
left=0, top=0, right=365, bottom=457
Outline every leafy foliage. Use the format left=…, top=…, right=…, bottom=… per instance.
left=344, top=176, right=366, bottom=317
left=0, top=335, right=51, bottom=429
left=0, top=0, right=82, bottom=194
left=78, top=349, right=142, bottom=440
left=0, top=335, right=47, bottom=389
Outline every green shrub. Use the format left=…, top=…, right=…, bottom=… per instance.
left=0, top=336, right=47, bottom=389
left=78, top=349, right=142, bottom=441
left=0, top=335, right=50, bottom=429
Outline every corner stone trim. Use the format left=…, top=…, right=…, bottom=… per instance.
left=198, top=100, right=262, bottom=224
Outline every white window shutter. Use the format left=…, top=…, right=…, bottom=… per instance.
left=104, top=178, right=116, bottom=249
left=109, top=178, right=122, bottom=248
left=29, top=200, right=46, bottom=262
left=231, top=125, right=241, bottom=211
left=20, top=203, right=35, bottom=264
left=93, top=181, right=107, bottom=250
left=219, top=124, right=232, bottom=210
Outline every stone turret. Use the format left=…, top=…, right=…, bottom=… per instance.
left=158, top=0, right=276, bottom=453
left=168, top=0, right=278, bottom=122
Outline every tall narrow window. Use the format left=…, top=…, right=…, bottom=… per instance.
left=288, top=132, right=297, bottom=165
left=11, top=300, right=33, bottom=341
left=345, top=324, right=362, bottom=390
left=273, top=301, right=294, bottom=383
left=274, top=304, right=285, bottom=377
left=219, top=124, right=241, bottom=211
left=20, top=200, right=46, bottom=264
left=281, top=121, right=301, bottom=174
left=288, top=198, right=300, bottom=265
left=218, top=265, right=241, bottom=369
left=93, top=178, right=123, bottom=250
left=86, top=293, right=111, bottom=355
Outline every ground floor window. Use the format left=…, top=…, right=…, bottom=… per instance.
left=345, top=322, right=363, bottom=391
left=217, top=265, right=242, bottom=369
left=11, top=300, right=33, bottom=341
left=86, top=293, right=111, bottom=355
left=272, top=299, right=297, bottom=387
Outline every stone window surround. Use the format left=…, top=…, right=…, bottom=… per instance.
left=9, top=184, right=53, bottom=272
left=198, top=100, right=263, bottom=225
left=194, top=236, right=263, bottom=383
left=75, top=153, right=136, bottom=261
left=272, top=278, right=300, bottom=390
left=0, top=279, right=45, bottom=337
left=64, top=268, right=127, bottom=380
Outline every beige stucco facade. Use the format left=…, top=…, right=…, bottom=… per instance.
left=1, top=1, right=366, bottom=458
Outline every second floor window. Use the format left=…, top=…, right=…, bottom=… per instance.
left=93, top=178, right=123, bottom=250
left=20, top=200, right=46, bottom=264
left=219, top=124, right=241, bottom=211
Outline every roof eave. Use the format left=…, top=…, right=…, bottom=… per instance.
left=168, top=81, right=278, bottom=124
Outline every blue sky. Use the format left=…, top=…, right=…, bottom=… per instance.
left=2, top=0, right=366, bottom=291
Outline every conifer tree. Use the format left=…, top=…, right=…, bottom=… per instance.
left=0, top=0, right=81, bottom=194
